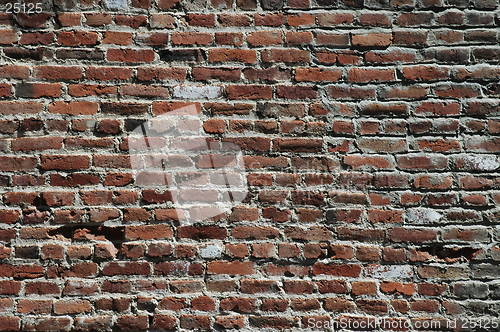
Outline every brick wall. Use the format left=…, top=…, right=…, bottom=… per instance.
left=0, top=0, right=499, bottom=330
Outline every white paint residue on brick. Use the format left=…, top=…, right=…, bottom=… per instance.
left=104, top=0, right=128, bottom=10
left=173, top=85, right=223, bottom=99
left=407, top=208, right=442, bottom=224
left=200, top=244, right=222, bottom=259
left=461, top=155, right=499, bottom=171
left=365, top=265, right=413, bottom=279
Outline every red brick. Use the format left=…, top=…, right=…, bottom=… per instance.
left=58, top=13, right=81, bottom=26
left=255, top=13, right=285, bottom=26
left=261, top=48, right=310, bottom=63
left=19, top=32, right=53, bottom=45
left=215, top=32, right=244, bottom=46
left=393, top=31, right=428, bottom=46
left=116, top=315, right=149, bottom=330
left=102, top=31, right=133, bottom=45
left=348, top=68, right=396, bottom=82
left=0, top=316, right=19, bottom=331
left=74, top=316, right=113, bottom=331
left=180, top=315, right=211, bottom=330
left=402, top=65, right=449, bottom=81
left=68, top=84, right=117, bottom=97
left=317, top=13, right=354, bottom=26
left=295, top=68, right=341, bottom=82
left=150, top=14, right=176, bottom=28
left=356, top=299, right=388, bottom=314
left=41, top=155, right=90, bottom=170
left=0, top=30, right=17, bottom=44
left=25, top=281, right=60, bottom=295
left=278, top=85, right=318, bottom=99
left=12, top=137, right=63, bottom=151
left=54, top=299, right=92, bottom=314
left=285, top=31, right=313, bottom=45
left=125, top=225, right=173, bottom=240
left=315, top=33, right=350, bottom=47
left=0, top=281, right=21, bottom=295
left=187, top=13, right=216, bottom=27
left=351, top=281, right=377, bottom=296
left=226, top=85, right=273, bottom=99
left=120, top=84, right=170, bottom=98
left=191, top=296, right=216, bottom=311
left=288, top=13, right=314, bottom=26
left=359, top=13, right=391, bottom=26
left=48, top=101, right=98, bottom=115
left=177, top=226, right=227, bottom=240
left=114, top=15, right=148, bottom=28
left=152, top=315, right=177, bottom=330
left=0, top=65, right=29, bottom=79
left=102, top=262, right=151, bottom=276
left=16, top=83, right=62, bottom=98
left=107, top=49, right=155, bottom=63
left=312, top=263, right=361, bottom=277
left=247, top=31, right=282, bottom=46
left=352, top=33, right=392, bottom=47
left=193, top=67, right=241, bottom=82
left=389, top=228, right=438, bottom=243
left=208, top=261, right=255, bottom=275
left=381, top=282, right=415, bottom=296
left=208, top=48, right=257, bottom=63
left=57, top=31, right=98, bottom=46
left=86, top=67, right=132, bottom=81
left=219, top=14, right=252, bottom=27
left=220, top=297, right=256, bottom=313
left=172, top=32, right=213, bottom=46
left=215, top=316, right=245, bottom=329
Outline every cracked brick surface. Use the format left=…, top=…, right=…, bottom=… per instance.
left=0, top=0, right=499, bottom=331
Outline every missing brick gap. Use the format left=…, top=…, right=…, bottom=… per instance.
left=33, top=196, right=51, bottom=212
left=48, top=225, right=125, bottom=248
left=417, top=244, right=481, bottom=261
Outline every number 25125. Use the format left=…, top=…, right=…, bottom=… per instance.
left=5, top=2, right=43, bottom=14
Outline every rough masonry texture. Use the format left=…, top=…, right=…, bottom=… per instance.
left=0, top=0, right=499, bottom=331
